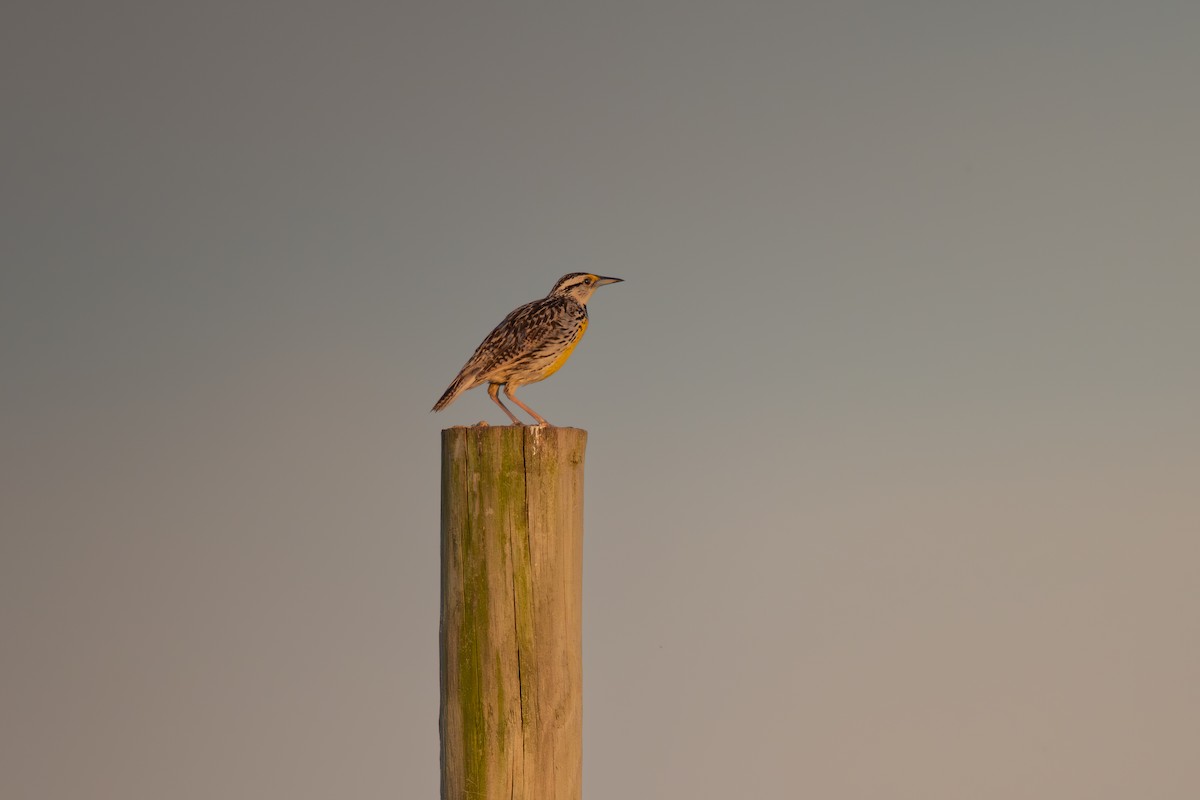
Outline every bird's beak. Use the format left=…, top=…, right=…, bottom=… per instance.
left=594, top=276, right=624, bottom=286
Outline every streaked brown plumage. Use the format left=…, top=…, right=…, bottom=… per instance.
left=433, top=272, right=623, bottom=426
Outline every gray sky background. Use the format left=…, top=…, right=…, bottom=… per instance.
left=4, top=2, right=1199, bottom=797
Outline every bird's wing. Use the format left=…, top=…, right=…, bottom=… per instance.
left=459, top=298, right=561, bottom=380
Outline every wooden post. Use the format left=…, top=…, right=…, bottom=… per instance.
left=440, top=425, right=586, bottom=800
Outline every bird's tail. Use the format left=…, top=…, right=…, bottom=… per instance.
left=432, top=372, right=475, bottom=412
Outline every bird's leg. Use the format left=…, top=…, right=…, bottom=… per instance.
left=504, top=384, right=549, bottom=427
left=488, top=383, right=524, bottom=426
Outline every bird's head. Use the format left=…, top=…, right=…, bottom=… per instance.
left=548, top=272, right=624, bottom=304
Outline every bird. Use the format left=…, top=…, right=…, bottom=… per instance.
left=433, top=272, right=623, bottom=426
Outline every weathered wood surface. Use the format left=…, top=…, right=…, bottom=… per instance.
left=440, top=425, right=586, bottom=800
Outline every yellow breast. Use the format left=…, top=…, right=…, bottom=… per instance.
left=539, top=317, right=587, bottom=380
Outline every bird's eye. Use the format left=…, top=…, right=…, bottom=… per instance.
left=584, top=276, right=594, bottom=285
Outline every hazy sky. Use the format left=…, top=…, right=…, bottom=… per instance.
left=4, top=2, right=1199, bottom=798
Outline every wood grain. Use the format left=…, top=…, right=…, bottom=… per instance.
left=440, top=425, right=586, bottom=800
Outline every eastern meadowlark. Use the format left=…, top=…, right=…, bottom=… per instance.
left=433, top=272, right=623, bottom=426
